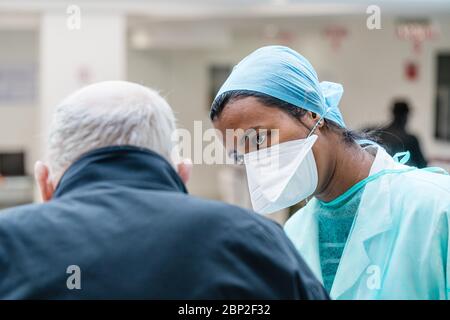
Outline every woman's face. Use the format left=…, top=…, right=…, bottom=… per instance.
left=212, top=96, right=336, bottom=195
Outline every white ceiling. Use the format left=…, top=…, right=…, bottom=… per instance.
left=0, top=0, right=449, bottom=30
left=1, top=0, right=450, bottom=18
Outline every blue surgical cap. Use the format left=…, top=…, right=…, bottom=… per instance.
left=214, top=45, right=346, bottom=128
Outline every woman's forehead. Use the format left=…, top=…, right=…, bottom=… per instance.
left=217, top=97, right=290, bottom=130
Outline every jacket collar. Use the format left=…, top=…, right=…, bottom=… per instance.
left=329, top=169, right=393, bottom=299
left=294, top=147, right=401, bottom=299
left=54, top=146, right=187, bottom=198
left=329, top=147, right=412, bottom=299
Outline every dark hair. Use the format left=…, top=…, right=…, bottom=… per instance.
left=210, top=90, right=376, bottom=146
left=391, top=99, right=410, bottom=121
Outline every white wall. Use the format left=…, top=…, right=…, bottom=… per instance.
left=0, top=30, right=38, bottom=175
left=128, top=15, right=450, bottom=199
left=128, top=48, right=221, bottom=198
left=39, top=12, right=126, bottom=161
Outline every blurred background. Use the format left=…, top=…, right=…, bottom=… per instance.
left=0, top=0, right=449, bottom=223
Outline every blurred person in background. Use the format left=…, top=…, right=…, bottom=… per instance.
left=377, top=100, right=427, bottom=168
left=211, top=46, right=450, bottom=300
left=0, top=81, right=327, bottom=299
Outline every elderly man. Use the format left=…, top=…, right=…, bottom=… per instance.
left=0, top=81, right=327, bottom=299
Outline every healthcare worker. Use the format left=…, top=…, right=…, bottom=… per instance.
left=210, top=45, right=450, bottom=300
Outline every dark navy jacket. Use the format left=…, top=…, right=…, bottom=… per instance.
left=0, top=146, right=328, bottom=299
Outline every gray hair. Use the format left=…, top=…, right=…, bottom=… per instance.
left=47, top=81, right=176, bottom=179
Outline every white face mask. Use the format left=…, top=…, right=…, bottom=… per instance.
left=244, top=135, right=318, bottom=214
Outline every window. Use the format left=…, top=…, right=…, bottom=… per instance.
left=0, top=152, right=25, bottom=176
left=0, top=65, right=36, bottom=105
left=208, top=65, right=232, bottom=108
left=435, top=53, right=450, bottom=141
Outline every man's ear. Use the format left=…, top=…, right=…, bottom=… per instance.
left=34, top=161, right=55, bottom=202
left=177, top=158, right=193, bottom=185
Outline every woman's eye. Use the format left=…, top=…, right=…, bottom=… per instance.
left=241, top=130, right=269, bottom=153
left=255, top=132, right=267, bottom=147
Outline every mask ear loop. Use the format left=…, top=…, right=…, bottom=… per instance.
left=303, top=108, right=331, bottom=205
left=306, top=107, right=331, bottom=138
